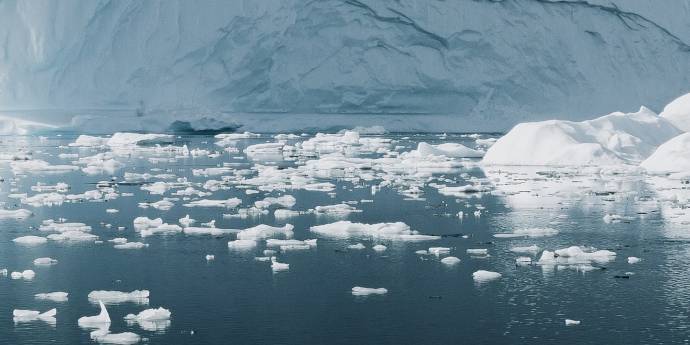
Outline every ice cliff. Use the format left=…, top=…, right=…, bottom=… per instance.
left=1, top=0, right=690, bottom=132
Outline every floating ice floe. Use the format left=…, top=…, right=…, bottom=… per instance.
left=0, top=209, right=32, bottom=219
left=90, top=329, right=140, bottom=345
left=314, top=203, right=361, bottom=215
left=270, top=257, right=289, bottom=272
left=106, top=133, right=174, bottom=147
left=114, top=242, right=149, bottom=249
left=13, top=308, right=56, bottom=324
left=428, top=247, right=451, bottom=256
left=236, top=224, right=294, bottom=241
left=228, top=239, right=258, bottom=250
left=347, top=243, right=366, bottom=250
left=440, top=256, right=461, bottom=265
left=482, top=107, right=681, bottom=166
left=372, top=244, right=387, bottom=252
left=13, top=236, right=48, bottom=245
left=183, top=198, right=242, bottom=208
left=10, top=270, right=35, bottom=280
left=78, top=300, right=111, bottom=328
left=35, top=292, right=68, bottom=302
left=628, top=257, right=641, bottom=264
left=33, top=257, right=58, bottom=265
left=509, top=245, right=540, bottom=254
left=472, top=270, right=502, bottom=282
left=124, top=307, right=171, bottom=331
left=538, top=246, right=616, bottom=265
left=133, top=217, right=163, bottom=231
left=565, top=319, right=581, bottom=326
left=11, top=159, right=79, bottom=174
left=309, top=221, right=439, bottom=241
left=183, top=226, right=238, bottom=236
left=88, top=290, right=150, bottom=305
left=47, top=231, right=99, bottom=242
left=413, top=142, right=484, bottom=158
left=493, top=227, right=558, bottom=238
left=254, top=195, right=296, bottom=209
left=467, top=249, right=489, bottom=256
left=206, top=255, right=215, bottom=261
left=351, top=287, right=388, bottom=296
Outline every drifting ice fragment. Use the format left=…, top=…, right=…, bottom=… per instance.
left=78, top=301, right=111, bottom=328
left=13, top=308, right=56, bottom=323
left=88, top=290, right=149, bottom=305
left=472, top=270, right=502, bottom=282
left=351, top=287, right=388, bottom=296
left=35, top=292, right=68, bottom=302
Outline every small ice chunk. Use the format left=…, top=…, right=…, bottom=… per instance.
left=270, top=257, right=289, bottom=272
left=179, top=215, right=195, bottom=227
left=13, top=308, right=56, bottom=323
left=467, top=249, right=488, bottom=255
left=228, top=239, right=257, bottom=250
left=347, top=243, right=366, bottom=250
left=515, top=256, right=532, bottom=264
left=509, top=245, right=540, bottom=254
left=493, top=228, right=558, bottom=238
left=628, top=256, right=641, bottom=264
left=78, top=301, right=111, bottom=328
left=33, top=257, right=58, bottom=265
left=88, top=290, right=149, bottom=305
left=205, top=254, right=215, bottom=261
left=124, top=307, right=171, bottom=321
left=372, top=244, right=387, bottom=252
left=472, top=270, right=502, bottom=282
left=90, top=329, right=140, bottom=345
left=565, top=319, right=581, bottom=326
left=440, top=256, right=461, bottom=265
left=351, top=287, right=388, bottom=296
left=236, top=224, right=294, bottom=241
left=11, top=270, right=35, bottom=280
left=35, top=292, right=68, bottom=302
left=114, top=242, right=148, bottom=249
left=429, top=247, right=451, bottom=256
left=0, top=209, right=32, bottom=219
left=13, top=235, right=47, bottom=245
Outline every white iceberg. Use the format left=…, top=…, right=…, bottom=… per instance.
left=440, top=256, right=461, bottom=266
left=660, top=93, right=690, bottom=132
left=0, top=209, right=32, bottom=219
left=641, top=132, right=690, bottom=173
left=482, top=107, right=680, bottom=166
left=236, top=224, right=294, bottom=241
left=33, top=257, right=58, bottom=265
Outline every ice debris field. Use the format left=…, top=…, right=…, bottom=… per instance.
left=3, top=93, right=690, bottom=344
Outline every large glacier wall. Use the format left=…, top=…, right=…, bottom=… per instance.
left=1, top=0, right=690, bottom=132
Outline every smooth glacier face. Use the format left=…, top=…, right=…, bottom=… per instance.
left=1, top=0, right=690, bottom=131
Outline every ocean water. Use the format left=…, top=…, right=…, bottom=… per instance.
left=1, top=133, right=689, bottom=345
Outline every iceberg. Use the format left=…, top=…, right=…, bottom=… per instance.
left=660, top=93, right=690, bottom=132
left=641, top=133, right=690, bottom=173
left=482, top=107, right=681, bottom=166
left=472, top=270, right=502, bottom=282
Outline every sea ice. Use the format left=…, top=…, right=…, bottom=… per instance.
left=78, top=301, right=111, bottom=328
left=351, top=287, right=388, bottom=296
left=440, top=256, right=461, bottom=265
left=13, top=308, right=56, bottom=323
left=88, top=290, right=150, bottom=305
left=33, top=257, right=58, bottom=265
left=11, top=270, right=35, bottom=280
left=472, top=270, right=502, bottom=282
left=35, top=292, right=68, bottom=302
left=13, top=236, right=48, bottom=245
left=309, top=221, right=439, bottom=241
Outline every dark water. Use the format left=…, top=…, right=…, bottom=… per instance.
left=0, top=134, right=688, bottom=345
